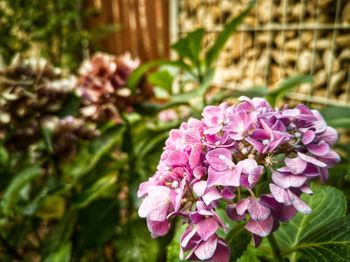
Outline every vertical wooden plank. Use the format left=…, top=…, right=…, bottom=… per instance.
left=145, top=0, right=159, bottom=59
left=161, top=0, right=170, bottom=58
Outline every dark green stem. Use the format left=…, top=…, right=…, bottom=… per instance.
left=267, top=233, right=283, bottom=262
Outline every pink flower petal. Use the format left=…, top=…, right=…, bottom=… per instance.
left=269, top=184, right=291, bottom=205
left=287, top=190, right=311, bottom=214
left=206, top=148, right=232, bottom=171
left=193, top=181, right=207, bottom=197
left=189, top=143, right=202, bottom=168
left=297, top=152, right=327, bottom=167
left=208, top=239, right=230, bottom=262
left=307, top=141, right=330, bottom=156
left=302, top=130, right=315, bottom=145
left=236, top=198, right=250, bottom=215
left=197, top=218, right=219, bottom=241
left=147, top=219, right=170, bottom=237
left=194, top=235, right=218, bottom=260
left=245, top=216, right=273, bottom=237
left=202, top=188, right=222, bottom=205
left=272, top=171, right=307, bottom=189
left=165, top=150, right=189, bottom=166
left=285, top=157, right=307, bottom=174
left=248, top=198, right=271, bottom=221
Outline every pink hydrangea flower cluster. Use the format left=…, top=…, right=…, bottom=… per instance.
left=137, top=97, right=340, bottom=261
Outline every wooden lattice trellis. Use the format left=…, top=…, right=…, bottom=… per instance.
left=175, top=0, right=350, bottom=107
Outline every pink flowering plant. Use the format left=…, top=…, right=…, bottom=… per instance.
left=137, top=96, right=342, bottom=261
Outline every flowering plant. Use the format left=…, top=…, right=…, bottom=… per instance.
left=138, top=97, right=340, bottom=261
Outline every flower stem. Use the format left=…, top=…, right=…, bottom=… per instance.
left=267, top=233, right=283, bottom=262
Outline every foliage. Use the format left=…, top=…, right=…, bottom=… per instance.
left=0, top=0, right=115, bottom=70
left=0, top=0, right=350, bottom=261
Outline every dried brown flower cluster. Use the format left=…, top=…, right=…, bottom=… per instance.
left=78, top=52, right=153, bottom=123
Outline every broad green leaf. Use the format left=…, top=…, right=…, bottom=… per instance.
left=72, top=173, right=117, bottom=209
left=76, top=200, right=119, bottom=250
left=205, top=0, right=255, bottom=67
left=281, top=216, right=350, bottom=262
left=167, top=223, right=187, bottom=262
left=172, top=28, right=205, bottom=63
left=226, top=222, right=251, bottom=261
left=275, top=185, right=347, bottom=260
left=321, top=106, right=350, bottom=129
left=63, top=126, right=124, bottom=181
left=115, top=220, right=159, bottom=262
left=0, top=144, right=9, bottom=166
left=148, top=70, right=174, bottom=93
left=1, top=165, right=41, bottom=216
left=266, top=75, right=313, bottom=106
left=35, top=195, right=66, bottom=220
left=43, top=241, right=71, bottom=262
left=128, top=60, right=192, bottom=92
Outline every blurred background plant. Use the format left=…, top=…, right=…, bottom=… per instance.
left=0, top=0, right=116, bottom=70
left=0, top=0, right=350, bottom=261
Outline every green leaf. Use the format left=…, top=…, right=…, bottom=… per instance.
left=281, top=216, right=350, bottom=261
left=205, top=0, right=255, bottom=67
left=275, top=184, right=347, bottom=261
left=148, top=70, right=174, bottom=93
left=321, top=106, right=350, bottom=129
left=115, top=220, right=159, bottom=262
left=128, top=60, right=192, bottom=92
left=76, top=200, right=119, bottom=250
left=43, top=211, right=77, bottom=257
left=167, top=223, right=187, bottom=262
left=43, top=241, right=71, bottom=262
left=72, top=173, right=117, bottom=209
left=1, top=165, right=41, bottom=216
left=63, top=126, right=124, bottom=181
left=0, top=144, right=9, bottom=166
left=226, top=222, right=251, bottom=261
left=172, top=28, right=205, bottom=63
left=266, top=75, right=313, bottom=106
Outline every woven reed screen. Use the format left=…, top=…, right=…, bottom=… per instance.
left=85, top=0, right=170, bottom=62
left=177, top=0, right=350, bottom=107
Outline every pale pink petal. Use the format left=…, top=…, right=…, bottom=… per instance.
left=197, top=218, right=219, bottom=241
left=248, top=198, right=271, bottom=221
left=307, top=141, right=330, bottom=156
left=245, top=216, right=273, bottom=237
left=272, top=171, right=307, bottom=189
left=147, top=219, right=170, bottom=237
left=202, top=188, right=222, bottom=205
left=285, top=157, right=307, bottom=174
left=302, top=130, right=315, bottom=145
left=193, top=181, right=207, bottom=197
left=236, top=198, right=250, bottom=215
left=297, top=152, right=327, bottom=167
left=189, top=143, right=202, bottom=168
left=287, top=190, right=312, bottom=214
left=269, top=184, right=291, bottom=205
left=165, top=150, right=189, bottom=166
left=208, top=239, right=230, bottom=262
left=206, top=148, right=232, bottom=171
left=194, top=235, right=218, bottom=260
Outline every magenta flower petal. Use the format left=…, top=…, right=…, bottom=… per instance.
left=165, top=150, right=189, bottom=166
left=269, top=184, right=291, bottom=205
left=320, top=126, right=338, bottom=145
left=197, top=218, right=219, bottom=241
left=209, top=239, right=230, bottom=262
left=307, top=141, right=330, bottom=156
left=206, top=148, right=233, bottom=171
left=226, top=205, right=245, bottom=221
left=297, top=152, right=327, bottom=167
left=189, top=143, right=202, bottom=168
left=147, top=219, right=170, bottom=237
left=302, top=130, right=315, bottom=145
left=287, top=190, right=311, bottom=214
left=272, top=171, right=307, bottom=189
left=245, top=216, right=273, bottom=237
left=285, top=157, right=307, bottom=174
left=247, top=198, right=271, bottom=221
left=236, top=198, right=250, bottom=215
left=194, top=235, right=218, bottom=260
left=193, top=181, right=207, bottom=197
left=202, top=188, right=222, bottom=205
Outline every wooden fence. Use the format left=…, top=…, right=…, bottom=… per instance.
left=85, top=0, right=170, bottom=61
